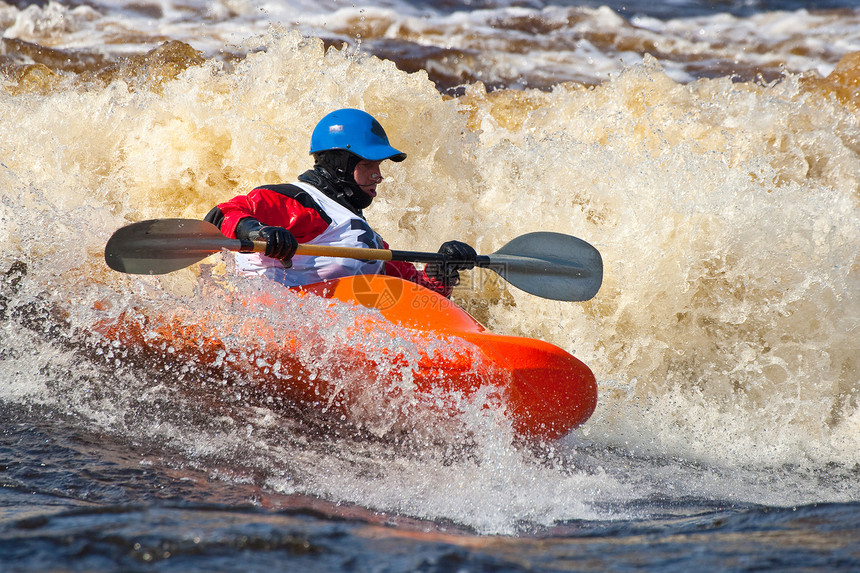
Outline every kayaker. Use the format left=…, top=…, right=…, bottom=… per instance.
left=203, top=108, right=476, bottom=297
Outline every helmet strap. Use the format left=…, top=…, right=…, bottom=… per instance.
left=299, top=161, right=373, bottom=215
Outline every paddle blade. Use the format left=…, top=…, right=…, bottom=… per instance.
left=105, top=219, right=242, bottom=275
left=484, top=232, right=603, bottom=302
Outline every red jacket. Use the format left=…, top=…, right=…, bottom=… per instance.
left=217, top=186, right=453, bottom=297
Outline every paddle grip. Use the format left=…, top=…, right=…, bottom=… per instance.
left=391, top=251, right=491, bottom=268
left=238, top=240, right=263, bottom=253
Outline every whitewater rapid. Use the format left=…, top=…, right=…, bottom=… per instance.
left=1, top=0, right=859, bottom=535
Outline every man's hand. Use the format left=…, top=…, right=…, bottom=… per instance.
left=236, top=218, right=298, bottom=265
left=253, top=226, right=298, bottom=262
left=426, top=240, right=477, bottom=286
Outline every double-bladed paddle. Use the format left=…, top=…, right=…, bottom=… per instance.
left=104, top=218, right=602, bottom=301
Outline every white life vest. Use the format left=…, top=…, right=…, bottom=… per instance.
left=233, top=182, right=384, bottom=287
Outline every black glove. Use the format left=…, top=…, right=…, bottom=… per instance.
left=235, top=218, right=298, bottom=264
left=255, top=226, right=298, bottom=262
left=425, top=240, right=477, bottom=287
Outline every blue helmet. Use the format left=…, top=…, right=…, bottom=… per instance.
left=309, top=109, right=406, bottom=162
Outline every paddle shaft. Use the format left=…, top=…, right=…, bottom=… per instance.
left=248, top=240, right=488, bottom=266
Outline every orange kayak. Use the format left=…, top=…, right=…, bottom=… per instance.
left=99, top=274, right=597, bottom=441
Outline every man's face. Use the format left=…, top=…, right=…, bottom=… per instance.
left=353, top=160, right=384, bottom=198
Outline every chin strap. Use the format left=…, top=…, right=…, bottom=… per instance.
left=299, top=166, right=372, bottom=215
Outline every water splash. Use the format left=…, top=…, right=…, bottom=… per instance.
left=1, top=28, right=858, bottom=532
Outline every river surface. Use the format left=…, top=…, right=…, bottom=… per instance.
left=1, top=0, right=859, bottom=570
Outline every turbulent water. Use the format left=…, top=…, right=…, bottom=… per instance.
left=1, top=0, right=859, bottom=570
